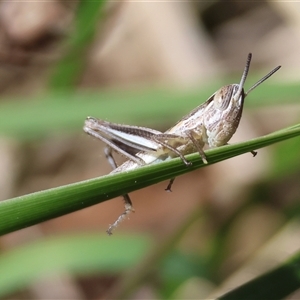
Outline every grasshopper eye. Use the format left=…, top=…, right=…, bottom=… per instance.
left=214, top=85, right=234, bottom=110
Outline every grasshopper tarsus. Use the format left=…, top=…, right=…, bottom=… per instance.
left=251, top=150, right=258, bottom=157
left=106, top=194, right=135, bottom=235
left=165, top=178, right=176, bottom=192
left=185, top=160, right=192, bottom=167
left=106, top=202, right=135, bottom=235
left=198, top=152, right=207, bottom=164
left=106, top=228, right=113, bottom=236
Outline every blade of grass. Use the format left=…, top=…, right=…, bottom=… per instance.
left=0, top=123, right=299, bottom=236
left=217, top=250, right=300, bottom=300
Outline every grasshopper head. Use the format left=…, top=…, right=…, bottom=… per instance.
left=214, top=53, right=280, bottom=111
left=205, top=53, right=280, bottom=148
left=213, top=53, right=252, bottom=112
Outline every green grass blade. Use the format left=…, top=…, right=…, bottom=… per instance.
left=0, top=123, right=299, bottom=236
left=0, top=233, right=151, bottom=297
left=218, top=251, right=300, bottom=300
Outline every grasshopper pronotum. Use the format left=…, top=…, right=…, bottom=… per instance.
left=84, top=53, right=280, bottom=235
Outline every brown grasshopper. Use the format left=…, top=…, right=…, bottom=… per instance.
left=84, top=53, right=281, bottom=235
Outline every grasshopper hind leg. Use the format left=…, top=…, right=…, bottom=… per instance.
left=104, top=146, right=119, bottom=170
left=104, top=147, right=135, bottom=235
left=106, top=194, right=134, bottom=235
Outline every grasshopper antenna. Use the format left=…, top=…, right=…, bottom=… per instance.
left=233, top=53, right=252, bottom=102
left=246, top=65, right=281, bottom=96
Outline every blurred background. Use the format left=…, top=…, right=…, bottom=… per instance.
left=0, top=1, right=299, bottom=299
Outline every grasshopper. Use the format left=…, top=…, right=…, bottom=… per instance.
left=84, top=53, right=281, bottom=235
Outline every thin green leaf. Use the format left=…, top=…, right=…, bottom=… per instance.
left=0, top=123, right=299, bottom=236
left=218, top=250, right=300, bottom=300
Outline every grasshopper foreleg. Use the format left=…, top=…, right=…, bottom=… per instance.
left=154, top=132, right=208, bottom=191
left=104, top=147, right=135, bottom=235
left=186, top=131, right=207, bottom=164
left=152, top=134, right=192, bottom=166
left=152, top=133, right=191, bottom=192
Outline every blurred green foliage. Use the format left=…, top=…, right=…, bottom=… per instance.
left=49, top=1, right=106, bottom=89
left=0, top=1, right=299, bottom=299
